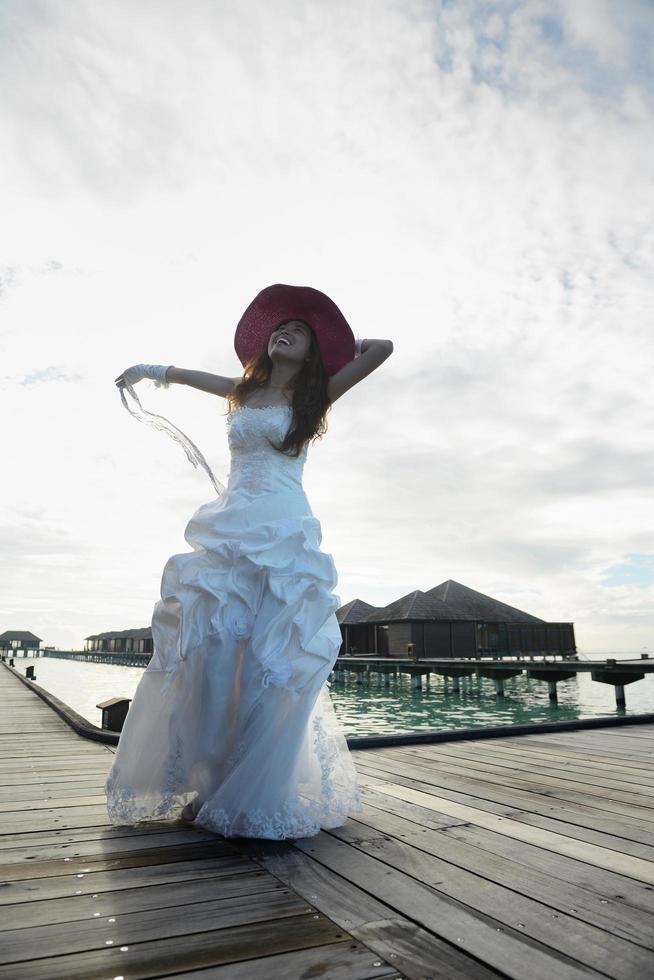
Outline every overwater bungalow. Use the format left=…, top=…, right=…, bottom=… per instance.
left=337, top=579, right=576, bottom=659
left=84, top=628, right=153, bottom=654
left=0, top=630, right=42, bottom=655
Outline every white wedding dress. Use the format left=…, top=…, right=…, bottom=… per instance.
left=105, top=403, right=362, bottom=838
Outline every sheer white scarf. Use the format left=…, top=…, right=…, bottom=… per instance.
left=119, top=382, right=226, bottom=498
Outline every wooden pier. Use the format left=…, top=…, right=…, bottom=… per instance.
left=1, top=662, right=654, bottom=978
left=332, top=655, right=654, bottom=707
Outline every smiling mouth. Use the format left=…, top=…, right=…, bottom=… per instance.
left=275, top=336, right=292, bottom=346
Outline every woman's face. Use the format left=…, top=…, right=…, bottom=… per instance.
left=268, top=319, right=312, bottom=366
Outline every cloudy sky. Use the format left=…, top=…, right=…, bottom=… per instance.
left=2, top=0, right=652, bottom=653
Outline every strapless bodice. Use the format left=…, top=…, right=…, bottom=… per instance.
left=226, top=404, right=308, bottom=496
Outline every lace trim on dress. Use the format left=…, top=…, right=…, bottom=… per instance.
left=105, top=731, right=187, bottom=824
left=226, top=403, right=292, bottom=425
left=195, top=709, right=362, bottom=838
left=233, top=404, right=293, bottom=412
left=105, top=699, right=362, bottom=836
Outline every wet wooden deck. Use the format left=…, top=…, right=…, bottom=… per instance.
left=1, top=663, right=653, bottom=978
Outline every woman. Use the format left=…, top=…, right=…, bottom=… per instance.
left=106, top=283, right=394, bottom=839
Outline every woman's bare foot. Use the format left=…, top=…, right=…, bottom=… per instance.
left=181, top=799, right=199, bottom=821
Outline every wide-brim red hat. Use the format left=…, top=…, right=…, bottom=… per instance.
left=234, top=284, right=355, bottom=377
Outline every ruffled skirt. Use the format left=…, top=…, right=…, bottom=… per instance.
left=104, top=486, right=362, bottom=838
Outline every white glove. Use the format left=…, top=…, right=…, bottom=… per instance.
left=116, top=364, right=171, bottom=388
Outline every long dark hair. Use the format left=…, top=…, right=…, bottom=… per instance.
left=225, top=320, right=331, bottom=457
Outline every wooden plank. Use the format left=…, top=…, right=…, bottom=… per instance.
left=169, top=941, right=399, bottom=980
left=347, top=797, right=654, bottom=950
left=0, top=824, right=185, bottom=853
left=0, top=890, right=313, bottom=964
left=0, top=734, right=95, bottom=744
left=398, top=741, right=654, bottom=796
left=523, top=734, right=654, bottom=760
left=0, top=793, right=107, bottom=813
left=0, top=775, right=109, bottom=788
left=0, top=764, right=109, bottom=776
left=0, top=754, right=108, bottom=763
left=358, top=783, right=654, bottom=915
left=600, top=733, right=654, bottom=744
left=353, top=756, right=654, bottom=852
left=353, top=755, right=654, bottom=850
left=603, top=728, right=654, bottom=740
left=0, top=754, right=104, bottom=763
left=428, top=741, right=654, bottom=789
left=0, top=912, right=349, bottom=980
left=0, top=828, right=223, bottom=869
left=0, top=869, right=283, bottom=930
left=0, top=725, right=70, bottom=734
left=325, top=817, right=654, bottom=978
left=237, top=838, right=502, bottom=980
left=0, top=750, right=108, bottom=763
left=0, top=804, right=134, bottom=835
left=0, top=755, right=108, bottom=765
left=364, top=743, right=654, bottom=812
left=363, top=778, right=654, bottom=884
left=0, top=735, right=105, bottom=744
left=0, top=839, right=239, bottom=883
left=373, top=746, right=654, bottom=824
left=494, top=735, right=652, bottom=764
left=474, top=736, right=654, bottom=771
left=0, top=783, right=112, bottom=804
left=1, top=741, right=112, bottom=747
left=359, top=769, right=652, bottom=860
left=353, top=764, right=654, bottom=861
left=0, top=853, right=262, bottom=905
left=291, top=830, right=604, bottom=980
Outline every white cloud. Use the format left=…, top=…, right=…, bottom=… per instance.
left=1, top=0, right=652, bottom=652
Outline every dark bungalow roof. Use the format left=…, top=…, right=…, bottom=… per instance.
left=357, top=580, right=546, bottom=624
left=425, top=580, right=545, bottom=624
left=336, top=598, right=379, bottom=625
left=84, top=627, right=152, bottom=640
left=0, top=630, right=42, bottom=641
left=363, top=589, right=465, bottom=623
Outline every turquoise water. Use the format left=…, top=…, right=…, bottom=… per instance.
left=329, top=668, right=654, bottom=736
left=12, top=653, right=654, bottom=737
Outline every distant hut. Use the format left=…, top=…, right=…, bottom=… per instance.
left=336, top=579, right=575, bottom=659
left=84, top=628, right=153, bottom=654
left=337, top=599, right=379, bottom=656
left=0, top=630, right=42, bottom=654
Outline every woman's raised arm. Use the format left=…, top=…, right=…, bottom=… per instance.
left=327, top=339, right=393, bottom=404
left=166, top=367, right=240, bottom=398
left=115, top=364, right=240, bottom=398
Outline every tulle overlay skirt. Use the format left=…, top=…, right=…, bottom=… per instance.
left=104, top=486, right=362, bottom=839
